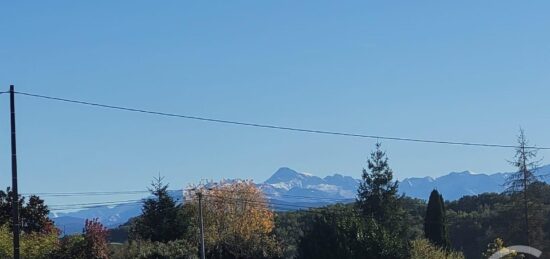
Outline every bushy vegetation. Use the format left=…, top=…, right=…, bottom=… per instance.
left=110, top=239, right=197, bottom=259
left=0, top=224, right=59, bottom=258
left=410, top=238, right=464, bottom=259
left=185, top=180, right=282, bottom=258
left=445, top=184, right=550, bottom=259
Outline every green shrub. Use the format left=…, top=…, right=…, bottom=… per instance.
left=0, top=224, right=59, bottom=259
left=111, top=239, right=198, bottom=259
left=410, top=238, right=464, bottom=259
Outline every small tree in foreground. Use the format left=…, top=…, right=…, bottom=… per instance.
left=84, top=218, right=109, bottom=259
left=0, top=224, right=59, bottom=259
left=410, top=238, right=464, bottom=259
left=110, top=239, right=198, bottom=259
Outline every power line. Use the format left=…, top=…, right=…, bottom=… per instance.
left=49, top=197, right=180, bottom=211
left=23, top=189, right=352, bottom=203
left=192, top=194, right=359, bottom=217
left=46, top=191, right=348, bottom=212
left=49, top=199, right=144, bottom=207
left=46, top=193, right=347, bottom=209
left=199, top=193, right=350, bottom=211
left=19, top=187, right=351, bottom=212
left=272, top=194, right=352, bottom=202
left=46, top=188, right=547, bottom=212
left=185, top=187, right=354, bottom=202
left=13, top=91, right=548, bottom=150
left=49, top=202, right=144, bottom=211
left=23, top=190, right=150, bottom=197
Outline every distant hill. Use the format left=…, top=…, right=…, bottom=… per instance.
left=51, top=165, right=550, bottom=234
left=400, top=165, right=550, bottom=200
left=51, top=190, right=183, bottom=234
left=400, top=171, right=509, bottom=200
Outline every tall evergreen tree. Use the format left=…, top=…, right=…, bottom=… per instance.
left=131, top=176, right=188, bottom=242
left=424, top=189, right=449, bottom=248
left=356, top=142, right=407, bottom=258
left=357, top=142, right=402, bottom=228
left=505, top=128, right=540, bottom=246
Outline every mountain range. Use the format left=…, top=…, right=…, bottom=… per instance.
left=52, top=165, right=550, bottom=234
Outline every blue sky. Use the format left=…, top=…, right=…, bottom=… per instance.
left=0, top=1, right=549, bottom=204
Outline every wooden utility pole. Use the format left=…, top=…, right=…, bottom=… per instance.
left=198, top=191, right=206, bottom=259
left=10, top=85, right=20, bottom=259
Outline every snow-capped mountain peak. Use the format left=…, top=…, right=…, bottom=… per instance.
left=260, top=167, right=357, bottom=200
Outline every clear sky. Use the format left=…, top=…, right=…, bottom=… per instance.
left=0, top=1, right=549, bottom=204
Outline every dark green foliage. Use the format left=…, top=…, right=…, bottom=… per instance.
left=424, top=189, right=449, bottom=248
left=0, top=187, right=21, bottom=227
left=360, top=217, right=406, bottom=259
left=357, top=143, right=402, bottom=228
left=130, top=177, right=191, bottom=243
left=447, top=210, right=490, bottom=259
left=109, top=217, right=136, bottom=243
left=273, top=211, right=304, bottom=258
left=110, top=239, right=198, bottom=259
left=105, top=180, right=550, bottom=259
left=446, top=195, right=507, bottom=259
left=355, top=143, right=408, bottom=257
left=0, top=188, right=53, bottom=234
left=297, top=204, right=365, bottom=259
left=401, top=197, right=427, bottom=240
left=446, top=192, right=506, bottom=213
left=49, top=235, right=87, bottom=259
left=22, top=195, right=53, bottom=233
left=294, top=203, right=410, bottom=259
left=446, top=185, right=550, bottom=259
left=544, top=209, right=550, bottom=256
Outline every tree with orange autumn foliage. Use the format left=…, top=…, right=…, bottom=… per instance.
left=186, top=180, right=281, bottom=259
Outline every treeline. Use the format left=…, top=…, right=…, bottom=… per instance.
left=107, top=131, right=550, bottom=259
left=110, top=137, right=549, bottom=258
left=0, top=130, right=548, bottom=258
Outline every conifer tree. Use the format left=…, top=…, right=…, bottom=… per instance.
left=131, top=176, right=188, bottom=242
left=356, top=142, right=407, bottom=257
left=505, top=129, right=540, bottom=246
left=357, top=142, right=402, bottom=228
left=424, top=189, right=449, bottom=248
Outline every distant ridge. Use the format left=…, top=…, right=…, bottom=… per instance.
left=51, top=165, right=550, bottom=234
